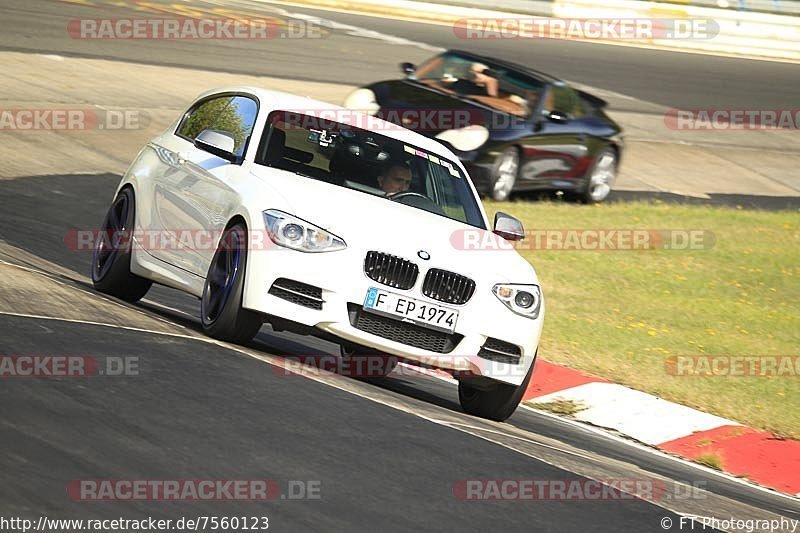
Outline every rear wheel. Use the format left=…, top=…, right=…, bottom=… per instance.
left=91, top=187, right=152, bottom=302
left=458, top=352, right=536, bottom=421
left=581, top=148, right=617, bottom=203
left=201, top=223, right=262, bottom=343
left=490, top=147, right=519, bottom=202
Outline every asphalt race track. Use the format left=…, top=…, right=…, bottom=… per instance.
left=0, top=173, right=781, bottom=530
left=1, top=0, right=799, bottom=531
left=1, top=0, right=798, bottom=110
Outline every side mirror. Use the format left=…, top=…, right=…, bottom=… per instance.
left=545, top=110, right=570, bottom=124
left=400, top=62, right=416, bottom=75
left=493, top=212, right=525, bottom=241
left=194, top=129, right=236, bottom=161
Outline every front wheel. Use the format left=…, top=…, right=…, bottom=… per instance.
left=581, top=148, right=617, bottom=203
left=489, top=147, right=519, bottom=202
left=92, top=187, right=152, bottom=302
left=458, top=353, right=536, bottom=421
left=201, top=224, right=262, bottom=343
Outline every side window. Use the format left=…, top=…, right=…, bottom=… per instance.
left=220, top=96, right=258, bottom=156
left=177, top=96, right=232, bottom=142
left=176, top=95, right=258, bottom=157
left=545, top=85, right=586, bottom=119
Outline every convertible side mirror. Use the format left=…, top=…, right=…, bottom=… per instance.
left=194, top=129, right=236, bottom=161
left=493, top=212, right=525, bottom=241
left=400, top=62, right=416, bottom=75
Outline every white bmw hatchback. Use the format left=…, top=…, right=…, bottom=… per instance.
left=92, top=87, right=544, bottom=421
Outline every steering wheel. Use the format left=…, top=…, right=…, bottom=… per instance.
left=388, top=192, right=446, bottom=216
left=388, top=191, right=430, bottom=202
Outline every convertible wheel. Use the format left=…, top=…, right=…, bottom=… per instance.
left=201, top=223, right=262, bottom=343
left=91, top=187, right=152, bottom=302
left=490, top=147, right=519, bottom=202
left=339, top=344, right=399, bottom=378
left=458, top=352, right=536, bottom=422
left=581, top=148, right=617, bottom=203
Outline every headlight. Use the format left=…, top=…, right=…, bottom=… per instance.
left=263, top=209, right=346, bottom=253
left=344, top=88, right=380, bottom=115
left=435, top=125, right=489, bottom=152
left=492, top=284, right=542, bottom=319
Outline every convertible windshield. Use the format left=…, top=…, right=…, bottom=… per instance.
left=255, top=111, right=486, bottom=228
left=412, top=52, right=544, bottom=118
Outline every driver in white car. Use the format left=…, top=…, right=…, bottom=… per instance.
left=377, top=162, right=413, bottom=195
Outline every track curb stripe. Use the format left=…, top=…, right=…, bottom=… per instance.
left=522, top=360, right=800, bottom=496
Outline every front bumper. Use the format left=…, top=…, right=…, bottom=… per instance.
left=242, top=246, right=543, bottom=387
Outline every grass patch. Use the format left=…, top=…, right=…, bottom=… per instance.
left=530, top=399, right=585, bottom=416
left=694, top=451, right=724, bottom=471
left=482, top=199, right=800, bottom=438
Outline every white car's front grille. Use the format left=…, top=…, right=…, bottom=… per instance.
left=363, top=251, right=419, bottom=290
left=422, top=269, right=476, bottom=305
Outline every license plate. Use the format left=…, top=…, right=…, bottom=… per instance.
left=363, top=287, right=459, bottom=334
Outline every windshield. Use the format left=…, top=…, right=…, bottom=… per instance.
left=255, top=111, right=486, bottom=229
left=412, top=52, right=544, bottom=118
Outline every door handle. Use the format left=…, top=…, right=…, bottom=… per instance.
left=576, top=134, right=587, bottom=142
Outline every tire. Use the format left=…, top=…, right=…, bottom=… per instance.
left=458, top=352, right=536, bottom=422
left=339, top=344, right=399, bottom=378
left=200, top=223, right=262, bottom=343
left=489, top=147, right=519, bottom=202
left=92, top=187, right=152, bottom=302
left=580, top=147, right=617, bottom=203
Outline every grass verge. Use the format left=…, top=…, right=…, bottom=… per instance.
left=531, top=399, right=585, bottom=416
left=694, top=452, right=724, bottom=471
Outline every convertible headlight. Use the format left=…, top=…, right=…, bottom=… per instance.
left=344, top=88, right=380, bottom=116
left=492, top=284, right=542, bottom=319
left=435, top=125, right=489, bottom=152
left=263, top=209, right=346, bottom=253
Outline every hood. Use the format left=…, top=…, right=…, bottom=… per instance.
left=248, top=166, right=537, bottom=284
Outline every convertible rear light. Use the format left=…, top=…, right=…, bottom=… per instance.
left=363, top=251, right=419, bottom=290
left=422, top=269, right=476, bottom=305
